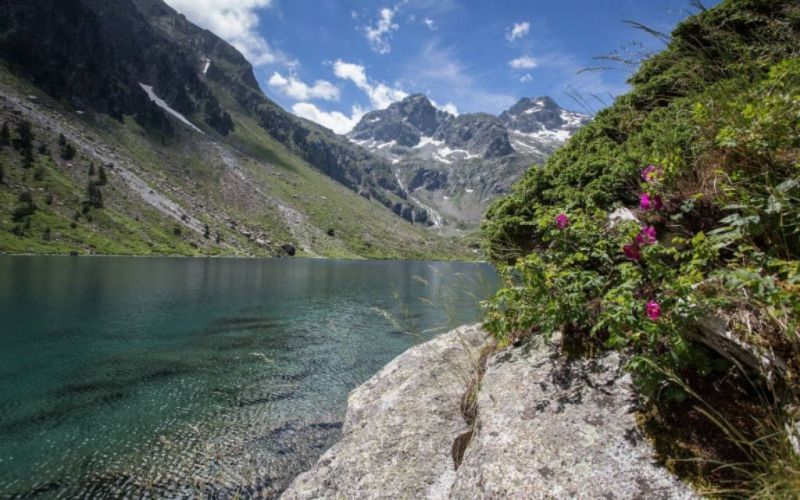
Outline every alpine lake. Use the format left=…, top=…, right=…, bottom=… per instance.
left=0, top=256, right=497, bottom=498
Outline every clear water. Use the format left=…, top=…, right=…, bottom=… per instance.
left=0, top=256, right=497, bottom=498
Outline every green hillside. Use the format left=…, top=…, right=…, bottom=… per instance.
left=482, top=0, right=800, bottom=493
left=0, top=67, right=468, bottom=259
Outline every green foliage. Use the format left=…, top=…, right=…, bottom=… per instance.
left=84, top=180, right=103, bottom=210
left=60, top=142, right=76, bottom=161
left=483, top=0, right=800, bottom=398
left=11, top=191, right=36, bottom=223
left=483, top=8, right=800, bottom=490
left=12, top=120, right=33, bottom=152
left=97, top=164, right=107, bottom=186
left=0, top=122, right=10, bottom=147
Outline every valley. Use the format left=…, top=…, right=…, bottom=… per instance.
left=0, top=0, right=586, bottom=258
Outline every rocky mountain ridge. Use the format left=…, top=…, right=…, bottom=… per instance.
left=0, top=0, right=467, bottom=257
left=348, top=94, right=590, bottom=231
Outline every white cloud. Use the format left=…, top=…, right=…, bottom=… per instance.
left=441, top=103, right=458, bottom=115
left=430, top=98, right=458, bottom=116
left=268, top=72, right=340, bottom=101
left=292, top=103, right=365, bottom=135
left=333, top=60, right=408, bottom=109
left=363, top=7, right=400, bottom=54
left=506, top=21, right=530, bottom=42
left=509, top=55, right=538, bottom=70
left=520, top=73, right=533, bottom=83
left=163, top=0, right=291, bottom=66
left=423, top=18, right=437, bottom=31
left=290, top=61, right=406, bottom=134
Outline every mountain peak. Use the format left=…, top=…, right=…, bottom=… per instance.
left=499, top=96, right=589, bottom=135
left=350, top=93, right=451, bottom=144
left=403, top=93, right=432, bottom=104
left=504, top=96, right=559, bottom=117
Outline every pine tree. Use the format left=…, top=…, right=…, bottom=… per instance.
left=85, top=181, right=103, bottom=209
left=0, top=122, right=9, bottom=148
left=61, top=143, right=76, bottom=161
left=97, top=165, right=107, bottom=185
left=0, top=164, right=4, bottom=184
left=88, top=163, right=95, bottom=176
left=58, top=133, right=66, bottom=146
left=13, top=121, right=33, bottom=152
left=22, top=148, right=34, bottom=169
left=203, top=224, right=210, bottom=239
left=11, top=191, right=37, bottom=222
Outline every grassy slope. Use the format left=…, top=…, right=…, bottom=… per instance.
left=482, top=0, right=800, bottom=493
left=0, top=67, right=471, bottom=260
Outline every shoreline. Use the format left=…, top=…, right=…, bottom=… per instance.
left=0, top=253, right=491, bottom=264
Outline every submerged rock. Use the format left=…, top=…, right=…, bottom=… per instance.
left=282, top=326, right=695, bottom=499
left=281, top=324, right=487, bottom=499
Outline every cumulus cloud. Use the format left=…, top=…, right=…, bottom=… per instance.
left=292, top=103, right=365, bottom=135
left=268, top=72, right=340, bottom=101
left=430, top=99, right=458, bottom=115
left=289, top=61, right=407, bottom=134
left=363, top=7, right=400, bottom=54
left=423, top=18, right=437, bottom=31
left=333, top=60, right=408, bottom=109
left=440, top=102, right=459, bottom=115
left=506, top=21, right=530, bottom=42
left=509, top=55, right=538, bottom=70
left=163, top=0, right=290, bottom=66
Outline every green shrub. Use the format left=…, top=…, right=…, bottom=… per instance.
left=483, top=1, right=800, bottom=396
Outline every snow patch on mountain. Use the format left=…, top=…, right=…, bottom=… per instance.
left=139, top=83, right=204, bottom=134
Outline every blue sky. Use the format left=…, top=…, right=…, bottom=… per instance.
left=164, top=0, right=720, bottom=133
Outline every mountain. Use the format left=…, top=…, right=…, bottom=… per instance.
left=348, top=94, right=589, bottom=231
left=0, top=0, right=463, bottom=258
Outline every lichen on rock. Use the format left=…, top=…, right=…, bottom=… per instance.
left=282, top=325, right=695, bottom=499
left=452, top=333, right=696, bottom=499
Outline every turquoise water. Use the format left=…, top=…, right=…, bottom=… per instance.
left=0, top=257, right=497, bottom=498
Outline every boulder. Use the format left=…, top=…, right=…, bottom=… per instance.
left=282, top=326, right=695, bottom=499
left=281, top=324, right=487, bottom=499
left=451, top=335, right=696, bottom=499
left=281, top=243, right=296, bottom=257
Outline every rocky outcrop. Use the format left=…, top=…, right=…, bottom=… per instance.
left=281, top=324, right=487, bottom=499
left=283, top=326, right=695, bottom=499
left=452, top=334, right=696, bottom=499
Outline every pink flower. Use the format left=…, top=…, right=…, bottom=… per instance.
left=646, top=301, right=662, bottom=321
left=636, top=226, right=657, bottom=246
left=623, top=244, right=641, bottom=261
left=555, top=213, right=570, bottom=230
left=640, top=193, right=664, bottom=211
left=639, top=193, right=653, bottom=211
left=641, top=165, right=663, bottom=183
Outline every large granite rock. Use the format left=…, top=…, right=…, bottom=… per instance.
left=282, top=326, right=695, bottom=499
left=451, top=335, right=696, bottom=499
left=281, top=324, right=487, bottom=499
